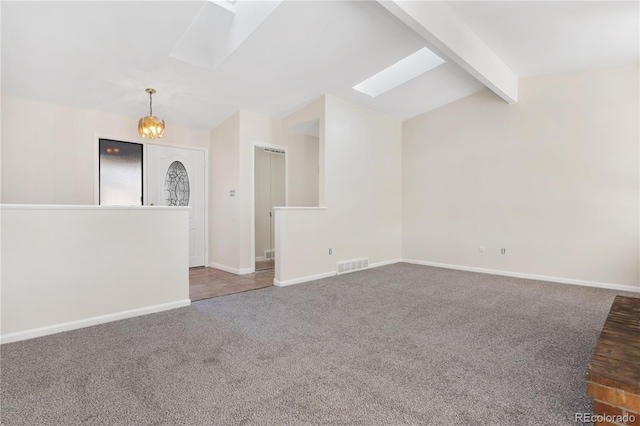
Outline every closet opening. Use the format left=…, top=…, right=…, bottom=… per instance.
left=253, top=145, right=286, bottom=271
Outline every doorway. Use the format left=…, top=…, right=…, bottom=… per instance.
left=254, top=146, right=286, bottom=271
left=147, top=144, right=207, bottom=267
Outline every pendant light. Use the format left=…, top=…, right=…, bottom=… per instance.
left=138, top=88, right=165, bottom=139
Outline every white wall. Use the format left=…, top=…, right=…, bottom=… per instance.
left=209, top=112, right=240, bottom=271
left=0, top=205, right=190, bottom=343
left=283, top=97, right=326, bottom=207
left=1, top=94, right=210, bottom=205
left=402, top=64, right=640, bottom=289
left=285, top=131, right=319, bottom=207
left=275, top=95, right=403, bottom=284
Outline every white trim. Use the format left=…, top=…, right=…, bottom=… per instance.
left=251, top=141, right=289, bottom=277
left=94, top=133, right=100, bottom=205
left=209, top=262, right=240, bottom=274
left=0, top=299, right=191, bottom=344
left=402, top=259, right=640, bottom=293
left=272, top=207, right=327, bottom=210
left=274, top=259, right=401, bottom=287
left=274, top=271, right=336, bottom=287
left=0, top=204, right=190, bottom=211
left=256, top=256, right=266, bottom=262
left=143, top=142, right=148, bottom=206
left=272, top=258, right=638, bottom=293
left=147, top=142, right=211, bottom=153
left=369, top=258, right=403, bottom=268
left=204, top=148, right=209, bottom=269
left=209, top=262, right=254, bottom=276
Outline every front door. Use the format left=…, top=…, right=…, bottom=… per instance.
left=147, top=144, right=206, bottom=267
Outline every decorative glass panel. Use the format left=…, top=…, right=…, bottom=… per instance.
left=164, top=161, right=190, bottom=206
left=99, top=139, right=143, bottom=205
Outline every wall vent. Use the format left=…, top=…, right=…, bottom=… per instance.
left=336, top=258, right=369, bottom=275
left=264, top=249, right=275, bottom=260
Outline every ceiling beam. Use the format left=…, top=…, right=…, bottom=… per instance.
left=378, top=0, right=518, bottom=104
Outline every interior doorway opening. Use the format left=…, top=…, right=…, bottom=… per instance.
left=254, top=146, right=286, bottom=271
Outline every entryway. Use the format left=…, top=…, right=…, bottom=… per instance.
left=147, top=144, right=207, bottom=267
left=189, top=268, right=274, bottom=301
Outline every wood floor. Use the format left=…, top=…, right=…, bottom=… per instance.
left=189, top=267, right=274, bottom=302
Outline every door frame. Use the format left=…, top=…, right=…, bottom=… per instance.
left=251, top=141, right=288, bottom=273
left=93, top=133, right=148, bottom=205
left=93, top=133, right=210, bottom=267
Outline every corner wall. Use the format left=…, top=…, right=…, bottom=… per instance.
left=276, top=95, right=403, bottom=284
left=402, top=64, right=640, bottom=289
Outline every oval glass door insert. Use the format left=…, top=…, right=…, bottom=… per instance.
left=164, top=161, right=190, bottom=206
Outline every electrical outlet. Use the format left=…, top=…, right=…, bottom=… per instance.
left=501, top=248, right=506, bottom=254
left=329, top=248, right=332, bottom=255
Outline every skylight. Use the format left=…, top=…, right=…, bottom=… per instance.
left=171, top=1, right=282, bottom=72
left=352, top=47, right=445, bottom=97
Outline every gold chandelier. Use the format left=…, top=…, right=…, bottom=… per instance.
left=138, top=88, right=165, bottom=139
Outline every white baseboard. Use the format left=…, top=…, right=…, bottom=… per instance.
left=273, top=258, right=403, bottom=287
left=209, top=262, right=254, bottom=276
left=255, top=256, right=266, bottom=262
left=369, top=258, right=403, bottom=269
left=209, top=262, right=240, bottom=274
left=402, top=259, right=640, bottom=293
left=274, top=271, right=336, bottom=287
left=0, top=299, right=191, bottom=345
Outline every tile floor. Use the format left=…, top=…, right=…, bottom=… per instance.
left=255, top=260, right=274, bottom=271
left=189, top=267, right=274, bottom=302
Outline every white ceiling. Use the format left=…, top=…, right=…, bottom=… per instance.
left=446, top=1, right=640, bottom=77
left=2, top=1, right=638, bottom=130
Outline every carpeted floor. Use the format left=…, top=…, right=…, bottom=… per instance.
left=1, top=263, right=635, bottom=425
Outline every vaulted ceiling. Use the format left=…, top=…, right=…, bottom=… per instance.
left=2, top=1, right=638, bottom=129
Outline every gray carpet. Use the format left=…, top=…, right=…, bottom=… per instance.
left=1, top=263, right=634, bottom=425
